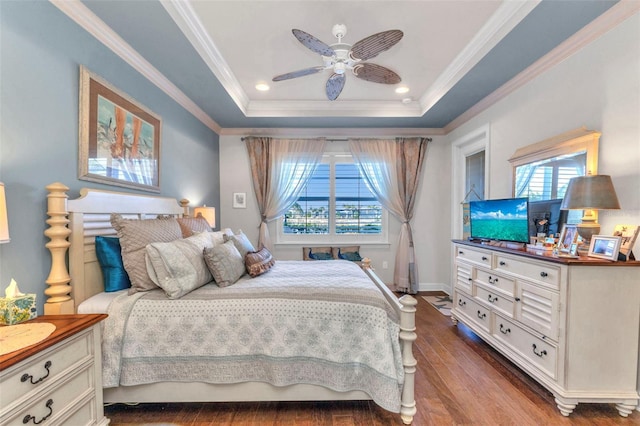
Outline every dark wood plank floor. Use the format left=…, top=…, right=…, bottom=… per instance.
left=105, top=292, right=639, bottom=425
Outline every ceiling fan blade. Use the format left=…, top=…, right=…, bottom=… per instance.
left=353, top=63, right=401, bottom=84
left=351, top=30, right=403, bottom=61
left=272, top=66, right=325, bottom=82
left=326, top=73, right=346, bottom=101
left=292, top=29, right=334, bottom=57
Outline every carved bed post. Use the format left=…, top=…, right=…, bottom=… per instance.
left=44, top=182, right=74, bottom=314
left=180, top=199, right=190, bottom=217
left=398, top=294, right=418, bottom=425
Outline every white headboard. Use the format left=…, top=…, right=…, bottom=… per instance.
left=44, top=182, right=186, bottom=314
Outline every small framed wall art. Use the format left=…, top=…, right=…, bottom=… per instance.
left=233, top=192, right=246, bottom=209
left=588, top=235, right=622, bottom=261
left=79, top=65, right=161, bottom=192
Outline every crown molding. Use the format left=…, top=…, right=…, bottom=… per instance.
left=418, top=0, right=540, bottom=115
left=219, top=127, right=446, bottom=137
left=50, top=0, right=221, bottom=134
left=443, top=0, right=640, bottom=134
left=245, top=100, right=424, bottom=118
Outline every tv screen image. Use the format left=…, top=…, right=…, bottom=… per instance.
left=470, top=198, right=530, bottom=243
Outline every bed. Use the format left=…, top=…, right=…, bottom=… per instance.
left=42, top=182, right=418, bottom=424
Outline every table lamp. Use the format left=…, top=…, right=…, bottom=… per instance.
left=560, top=175, right=620, bottom=244
left=0, top=183, right=9, bottom=244
left=194, top=205, right=216, bottom=228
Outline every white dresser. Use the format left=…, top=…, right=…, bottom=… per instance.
left=451, top=240, right=640, bottom=417
left=0, top=314, right=109, bottom=426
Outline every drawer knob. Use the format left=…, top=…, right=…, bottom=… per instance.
left=515, top=297, right=521, bottom=302
left=458, top=299, right=466, bottom=307
left=532, top=344, right=548, bottom=358
left=458, top=251, right=464, bottom=255
left=488, top=276, right=499, bottom=284
left=20, top=360, right=52, bottom=385
left=499, top=324, right=511, bottom=334
left=477, top=311, right=487, bottom=320
left=482, top=256, right=488, bottom=261
left=540, top=271, right=548, bottom=278
left=23, top=398, right=53, bottom=425
left=499, top=261, right=506, bottom=266
left=468, top=277, right=473, bottom=282
left=488, top=294, right=498, bottom=303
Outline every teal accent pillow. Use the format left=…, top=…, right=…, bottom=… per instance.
left=95, top=236, right=131, bottom=292
left=309, top=250, right=333, bottom=260
left=338, top=249, right=362, bottom=262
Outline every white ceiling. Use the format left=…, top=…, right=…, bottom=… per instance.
left=67, top=0, right=624, bottom=131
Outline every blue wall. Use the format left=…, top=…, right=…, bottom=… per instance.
left=0, top=1, right=220, bottom=313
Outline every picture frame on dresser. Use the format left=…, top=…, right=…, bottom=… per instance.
left=588, top=235, right=622, bottom=261
left=558, top=224, right=578, bottom=252
left=613, top=224, right=639, bottom=260
left=78, top=65, right=162, bottom=193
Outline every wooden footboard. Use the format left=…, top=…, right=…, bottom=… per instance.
left=43, top=182, right=418, bottom=424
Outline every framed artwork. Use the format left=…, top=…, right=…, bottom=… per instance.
left=558, top=224, right=578, bottom=252
left=612, top=225, right=639, bottom=257
left=588, top=235, right=622, bottom=261
left=79, top=66, right=161, bottom=192
left=233, top=192, right=246, bottom=209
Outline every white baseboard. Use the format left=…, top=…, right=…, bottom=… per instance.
left=419, top=282, right=451, bottom=295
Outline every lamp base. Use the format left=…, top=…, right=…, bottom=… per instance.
left=576, top=222, right=600, bottom=246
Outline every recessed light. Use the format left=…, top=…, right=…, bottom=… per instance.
left=401, top=97, right=413, bottom=104
left=255, top=83, right=270, bottom=91
left=395, top=86, right=409, bottom=94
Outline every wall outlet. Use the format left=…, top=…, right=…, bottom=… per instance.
left=382, top=261, right=388, bottom=269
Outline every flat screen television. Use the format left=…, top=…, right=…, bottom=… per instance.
left=469, top=197, right=530, bottom=243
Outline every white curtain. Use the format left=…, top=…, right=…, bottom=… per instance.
left=349, top=137, right=429, bottom=293
left=246, top=137, right=326, bottom=251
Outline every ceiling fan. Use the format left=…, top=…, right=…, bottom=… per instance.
left=272, top=24, right=403, bottom=101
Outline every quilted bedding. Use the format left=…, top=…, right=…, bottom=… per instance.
left=101, top=260, right=404, bottom=412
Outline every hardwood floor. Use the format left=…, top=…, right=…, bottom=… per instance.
left=104, top=292, right=639, bottom=425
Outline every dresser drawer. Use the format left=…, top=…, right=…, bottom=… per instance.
left=0, top=330, right=93, bottom=408
left=453, top=291, right=491, bottom=334
left=493, top=314, right=557, bottom=380
left=475, top=269, right=515, bottom=296
left=494, top=254, right=560, bottom=289
left=455, top=245, right=492, bottom=268
left=475, top=283, right=514, bottom=318
left=0, top=366, right=95, bottom=426
left=455, top=263, right=473, bottom=295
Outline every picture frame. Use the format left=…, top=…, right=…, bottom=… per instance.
left=79, top=65, right=161, bottom=192
left=588, top=235, right=622, bottom=261
left=612, top=224, right=639, bottom=258
left=233, top=192, right=246, bottom=209
left=558, top=224, right=579, bottom=252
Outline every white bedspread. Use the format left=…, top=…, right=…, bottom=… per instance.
left=101, top=260, right=404, bottom=412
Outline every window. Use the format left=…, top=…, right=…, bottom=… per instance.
left=516, top=153, right=585, bottom=201
left=278, top=153, right=387, bottom=243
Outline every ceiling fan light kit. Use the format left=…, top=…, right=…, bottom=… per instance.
left=272, top=24, right=404, bottom=100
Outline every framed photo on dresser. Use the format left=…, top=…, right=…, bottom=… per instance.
left=612, top=224, right=639, bottom=259
left=588, top=235, right=622, bottom=261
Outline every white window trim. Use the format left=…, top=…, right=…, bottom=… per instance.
left=276, top=150, right=389, bottom=245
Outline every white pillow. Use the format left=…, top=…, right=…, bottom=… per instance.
left=145, top=232, right=213, bottom=299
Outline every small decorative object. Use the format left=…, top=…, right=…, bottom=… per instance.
left=361, top=257, right=372, bottom=269
left=0, top=279, right=37, bottom=325
left=612, top=224, right=639, bottom=261
left=233, top=192, right=246, bottom=209
left=79, top=66, right=161, bottom=193
left=558, top=224, right=579, bottom=253
left=587, top=235, right=622, bottom=261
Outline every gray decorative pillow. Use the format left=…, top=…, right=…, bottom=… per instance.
left=224, top=230, right=256, bottom=259
left=203, top=241, right=245, bottom=287
left=145, top=232, right=214, bottom=299
left=110, top=214, right=182, bottom=294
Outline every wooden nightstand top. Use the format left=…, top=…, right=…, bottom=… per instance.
left=0, top=314, right=107, bottom=371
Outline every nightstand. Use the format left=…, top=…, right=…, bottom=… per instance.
left=0, top=314, right=108, bottom=425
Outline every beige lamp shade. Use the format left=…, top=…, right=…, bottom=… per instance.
left=194, top=206, right=216, bottom=228
left=560, top=175, right=620, bottom=242
left=0, top=183, right=9, bottom=244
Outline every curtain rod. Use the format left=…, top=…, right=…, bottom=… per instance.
left=241, top=137, right=432, bottom=142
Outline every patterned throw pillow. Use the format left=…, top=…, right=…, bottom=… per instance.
left=309, top=250, right=334, bottom=260
left=203, top=241, right=245, bottom=287
left=245, top=247, right=276, bottom=277
left=337, top=248, right=363, bottom=262
left=110, top=214, right=183, bottom=294
left=176, top=217, right=212, bottom=238
left=302, top=246, right=332, bottom=260
left=94, top=236, right=131, bottom=292
left=145, top=232, right=214, bottom=299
